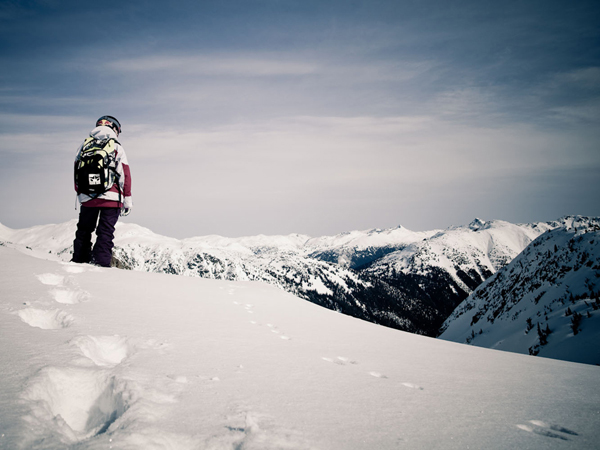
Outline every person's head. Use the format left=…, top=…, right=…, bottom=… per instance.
left=96, top=115, right=121, bottom=135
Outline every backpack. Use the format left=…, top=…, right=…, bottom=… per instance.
left=74, top=137, right=120, bottom=198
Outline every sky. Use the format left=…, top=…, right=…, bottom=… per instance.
left=0, top=0, right=599, bottom=239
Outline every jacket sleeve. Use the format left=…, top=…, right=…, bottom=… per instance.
left=117, top=145, right=133, bottom=209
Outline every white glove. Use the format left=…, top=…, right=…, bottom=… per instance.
left=120, top=207, right=131, bottom=217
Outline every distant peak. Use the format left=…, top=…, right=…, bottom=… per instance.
left=469, top=218, right=486, bottom=231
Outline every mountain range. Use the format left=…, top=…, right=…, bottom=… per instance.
left=3, top=216, right=596, bottom=344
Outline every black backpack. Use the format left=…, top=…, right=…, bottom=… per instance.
left=74, top=137, right=120, bottom=198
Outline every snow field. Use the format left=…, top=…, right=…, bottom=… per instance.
left=1, top=246, right=600, bottom=449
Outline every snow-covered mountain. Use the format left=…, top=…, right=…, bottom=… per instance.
left=362, top=219, right=558, bottom=334
left=1, top=244, right=600, bottom=449
left=0, top=217, right=585, bottom=337
left=305, top=225, right=439, bottom=269
left=439, top=218, right=600, bottom=365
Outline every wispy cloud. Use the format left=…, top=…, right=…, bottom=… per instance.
left=109, top=112, right=598, bottom=236
left=109, top=54, right=319, bottom=77
left=556, top=67, right=600, bottom=87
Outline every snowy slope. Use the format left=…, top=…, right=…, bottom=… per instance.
left=0, top=221, right=369, bottom=308
left=439, top=220, right=600, bottom=365
left=0, top=221, right=435, bottom=334
left=0, top=217, right=587, bottom=337
left=1, top=245, right=600, bottom=449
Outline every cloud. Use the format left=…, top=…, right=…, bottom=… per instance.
left=557, top=67, right=600, bottom=87
left=549, top=103, right=600, bottom=124
left=123, top=113, right=595, bottom=216
left=93, top=50, right=442, bottom=133
left=1, top=0, right=598, bottom=236
left=109, top=54, right=319, bottom=77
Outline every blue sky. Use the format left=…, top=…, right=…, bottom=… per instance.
left=1, top=0, right=599, bottom=238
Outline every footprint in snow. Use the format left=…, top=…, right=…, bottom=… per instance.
left=234, top=302, right=254, bottom=313
left=267, top=324, right=291, bottom=340
left=22, top=365, right=129, bottom=440
left=322, top=356, right=357, bottom=366
left=516, top=420, right=578, bottom=440
left=167, top=374, right=189, bottom=384
left=337, top=356, right=357, bottom=365
left=36, top=273, right=65, bottom=286
left=72, top=335, right=131, bottom=367
left=528, top=420, right=577, bottom=435
left=270, top=329, right=291, bottom=340
left=50, top=288, right=89, bottom=305
left=16, top=307, right=74, bottom=330
left=212, top=409, right=308, bottom=450
left=63, top=265, right=87, bottom=274
left=368, top=371, right=388, bottom=379
left=402, top=382, right=424, bottom=390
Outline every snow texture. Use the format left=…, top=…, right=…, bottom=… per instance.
left=1, top=245, right=599, bottom=449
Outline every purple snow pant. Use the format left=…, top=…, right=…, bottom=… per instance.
left=72, top=206, right=120, bottom=267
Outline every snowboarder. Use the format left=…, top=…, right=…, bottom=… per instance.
left=71, top=115, right=132, bottom=267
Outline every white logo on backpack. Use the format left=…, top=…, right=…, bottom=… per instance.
left=89, top=174, right=101, bottom=185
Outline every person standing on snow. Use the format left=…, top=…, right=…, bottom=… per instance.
left=71, top=115, right=132, bottom=267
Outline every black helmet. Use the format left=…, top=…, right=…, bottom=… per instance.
left=96, top=115, right=122, bottom=135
